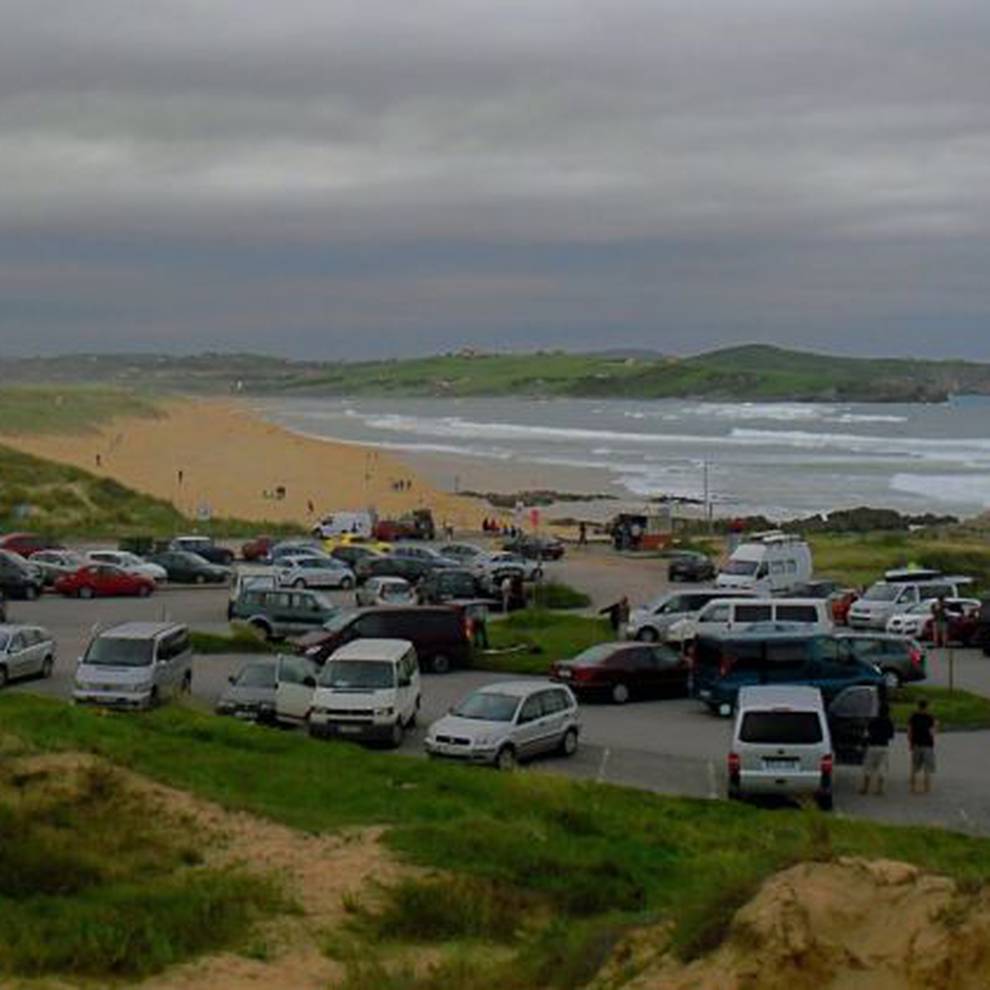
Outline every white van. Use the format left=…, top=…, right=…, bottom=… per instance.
left=308, top=638, right=421, bottom=747
left=671, top=597, right=833, bottom=641
left=716, top=532, right=812, bottom=594
left=847, top=576, right=970, bottom=630
left=312, top=511, right=373, bottom=539
left=73, top=622, right=192, bottom=709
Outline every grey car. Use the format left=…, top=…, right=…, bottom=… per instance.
left=425, top=681, right=580, bottom=770
left=0, top=624, right=56, bottom=687
left=30, top=549, right=87, bottom=586
left=355, top=576, right=416, bottom=607
left=229, top=587, right=340, bottom=640
left=836, top=632, right=927, bottom=689
left=215, top=656, right=318, bottom=723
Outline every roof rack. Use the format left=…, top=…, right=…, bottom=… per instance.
left=744, top=530, right=805, bottom=545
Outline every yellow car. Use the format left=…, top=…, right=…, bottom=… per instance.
left=321, top=533, right=392, bottom=554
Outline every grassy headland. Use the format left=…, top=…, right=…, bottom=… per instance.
left=0, top=385, right=160, bottom=434
left=2, top=694, right=989, bottom=987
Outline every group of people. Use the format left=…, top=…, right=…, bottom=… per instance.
left=481, top=518, right=522, bottom=537
left=860, top=698, right=938, bottom=796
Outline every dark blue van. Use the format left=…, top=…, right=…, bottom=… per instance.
left=690, top=632, right=884, bottom=714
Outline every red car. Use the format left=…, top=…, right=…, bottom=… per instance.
left=0, top=532, right=62, bottom=558
left=550, top=641, right=690, bottom=704
left=241, top=535, right=274, bottom=562
left=54, top=564, right=155, bottom=599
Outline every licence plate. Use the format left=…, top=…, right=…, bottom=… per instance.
left=337, top=725, right=362, bottom=734
left=234, top=710, right=254, bottom=720
left=763, top=758, right=798, bottom=770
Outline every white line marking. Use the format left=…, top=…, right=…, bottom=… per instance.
left=707, top=760, right=718, bottom=800
left=597, top=747, right=610, bottom=782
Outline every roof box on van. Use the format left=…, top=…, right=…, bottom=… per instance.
left=745, top=530, right=806, bottom=546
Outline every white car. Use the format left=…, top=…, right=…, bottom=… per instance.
left=885, top=597, right=981, bottom=638
left=0, top=624, right=56, bottom=687
left=355, top=576, right=416, bottom=607
left=424, top=681, right=579, bottom=769
left=471, top=551, right=542, bottom=582
left=87, top=550, right=168, bottom=583
left=30, top=549, right=87, bottom=585
left=276, top=555, right=356, bottom=590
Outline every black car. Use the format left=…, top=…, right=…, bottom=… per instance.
left=0, top=551, right=44, bottom=601
left=417, top=568, right=481, bottom=604
left=148, top=550, right=229, bottom=584
left=331, top=545, right=385, bottom=569
left=354, top=555, right=446, bottom=586
left=168, top=537, right=235, bottom=566
left=667, top=550, right=716, bottom=583
left=501, top=535, right=565, bottom=560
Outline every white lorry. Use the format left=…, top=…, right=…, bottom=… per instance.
left=715, top=531, right=812, bottom=595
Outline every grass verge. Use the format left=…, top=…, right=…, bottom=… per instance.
left=891, top=685, right=990, bottom=731
left=483, top=608, right=612, bottom=674
left=2, top=695, right=990, bottom=987
left=191, top=625, right=276, bottom=655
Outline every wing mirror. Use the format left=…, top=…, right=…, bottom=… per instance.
left=303, top=676, right=316, bottom=689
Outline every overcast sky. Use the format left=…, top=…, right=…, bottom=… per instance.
left=2, top=0, right=989, bottom=360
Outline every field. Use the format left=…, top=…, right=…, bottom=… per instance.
left=2, top=693, right=990, bottom=987
left=484, top=609, right=612, bottom=675
left=0, top=386, right=160, bottom=435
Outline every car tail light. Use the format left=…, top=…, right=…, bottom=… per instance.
left=573, top=666, right=596, bottom=682
left=909, top=646, right=923, bottom=668
left=820, top=754, right=833, bottom=777
left=728, top=752, right=740, bottom=778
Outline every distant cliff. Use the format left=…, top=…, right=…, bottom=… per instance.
left=3, top=345, right=989, bottom=402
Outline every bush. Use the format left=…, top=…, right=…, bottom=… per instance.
left=533, top=580, right=591, bottom=610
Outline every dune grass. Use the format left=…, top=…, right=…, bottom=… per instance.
left=484, top=608, right=612, bottom=674
left=2, top=694, right=989, bottom=986
left=0, top=386, right=161, bottom=436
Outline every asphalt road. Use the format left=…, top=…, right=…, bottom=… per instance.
left=7, top=557, right=990, bottom=836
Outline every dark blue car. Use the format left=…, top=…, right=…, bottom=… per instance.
left=690, top=631, right=884, bottom=714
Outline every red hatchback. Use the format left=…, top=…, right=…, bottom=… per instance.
left=551, top=641, right=690, bottom=704
left=54, top=564, right=155, bottom=599
left=0, top=532, right=62, bottom=558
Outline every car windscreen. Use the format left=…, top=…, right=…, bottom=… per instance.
left=84, top=638, right=155, bottom=666
left=322, top=610, right=357, bottom=632
left=739, top=711, right=823, bottom=744
left=453, top=692, right=520, bottom=722
left=235, top=663, right=277, bottom=688
left=863, top=584, right=899, bottom=602
left=319, top=660, right=395, bottom=689
left=572, top=643, right=620, bottom=665
left=722, top=559, right=758, bottom=576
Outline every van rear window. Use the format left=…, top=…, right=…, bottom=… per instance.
left=776, top=605, right=819, bottom=623
left=740, top=711, right=823, bottom=744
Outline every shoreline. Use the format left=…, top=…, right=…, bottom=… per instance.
left=0, top=399, right=486, bottom=530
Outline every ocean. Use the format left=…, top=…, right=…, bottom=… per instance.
left=252, top=395, right=990, bottom=521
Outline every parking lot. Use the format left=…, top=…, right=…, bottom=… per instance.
left=7, top=549, right=990, bottom=836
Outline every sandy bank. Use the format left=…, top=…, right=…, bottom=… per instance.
left=0, top=398, right=484, bottom=529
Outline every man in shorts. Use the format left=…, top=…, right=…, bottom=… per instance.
left=908, top=698, right=938, bottom=794
left=860, top=702, right=895, bottom=795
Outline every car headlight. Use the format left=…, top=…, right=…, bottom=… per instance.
left=373, top=706, right=394, bottom=717
left=474, top=733, right=499, bottom=747
left=133, top=680, right=154, bottom=693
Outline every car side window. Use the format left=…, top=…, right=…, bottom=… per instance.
left=652, top=645, right=680, bottom=666
left=10, top=633, right=25, bottom=651
left=700, top=604, right=730, bottom=623
left=777, top=605, right=819, bottom=623
left=518, top=695, right=542, bottom=723
left=541, top=691, right=566, bottom=715
left=736, top=604, right=772, bottom=623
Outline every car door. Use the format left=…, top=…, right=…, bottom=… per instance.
left=827, top=685, right=880, bottom=764
left=23, top=628, right=46, bottom=676
left=7, top=631, right=30, bottom=678
left=512, top=692, right=549, bottom=757
left=809, top=636, right=862, bottom=700
left=274, top=656, right=316, bottom=722
left=651, top=645, right=690, bottom=695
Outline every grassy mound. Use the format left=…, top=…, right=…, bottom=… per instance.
left=484, top=609, right=612, bottom=674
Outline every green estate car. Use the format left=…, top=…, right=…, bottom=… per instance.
left=229, top=587, right=340, bottom=641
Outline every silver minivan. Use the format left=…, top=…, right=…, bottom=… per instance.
left=728, top=685, right=834, bottom=810
left=73, top=622, right=192, bottom=709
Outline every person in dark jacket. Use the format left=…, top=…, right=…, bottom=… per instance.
left=859, top=703, right=895, bottom=795
left=600, top=596, right=630, bottom=634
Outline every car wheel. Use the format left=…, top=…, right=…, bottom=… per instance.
left=138, top=584, right=151, bottom=598
left=882, top=669, right=902, bottom=691
left=611, top=682, right=630, bottom=704
left=430, top=654, right=451, bottom=675
left=293, top=578, right=307, bottom=589
left=340, top=576, right=354, bottom=590
left=79, top=586, right=94, bottom=599
left=251, top=620, right=273, bottom=641
left=559, top=727, right=579, bottom=757
left=668, top=571, right=679, bottom=583
left=24, top=584, right=39, bottom=601
left=495, top=745, right=517, bottom=771
left=389, top=721, right=405, bottom=749
left=40, top=656, right=54, bottom=679
left=0, top=665, right=7, bottom=688
left=194, top=573, right=206, bottom=585
left=635, top=627, right=658, bottom=643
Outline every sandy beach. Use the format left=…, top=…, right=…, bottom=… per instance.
left=0, top=399, right=486, bottom=530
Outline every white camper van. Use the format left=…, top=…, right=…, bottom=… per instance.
left=716, top=531, right=812, bottom=594
left=311, top=511, right=374, bottom=539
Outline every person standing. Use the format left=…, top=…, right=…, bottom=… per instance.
left=859, top=702, right=895, bottom=795
left=931, top=595, right=948, bottom=648
left=578, top=521, right=587, bottom=547
left=908, top=698, right=938, bottom=794
left=600, top=596, right=630, bottom=635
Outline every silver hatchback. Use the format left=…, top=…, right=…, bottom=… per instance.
left=425, top=680, right=580, bottom=770
left=0, top=624, right=56, bottom=687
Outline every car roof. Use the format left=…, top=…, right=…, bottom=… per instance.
left=476, top=680, right=560, bottom=698
left=96, top=622, right=186, bottom=640
left=329, top=638, right=415, bottom=662
left=0, top=624, right=45, bottom=635
left=737, top=685, right=824, bottom=710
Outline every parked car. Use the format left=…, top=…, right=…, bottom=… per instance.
left=442, top=542, right=485, bottom=564
left=355, top=576, right=417, bottom=607
left=312, top=511, right=374, bottom=539
left=355, top=555, right=441, bottom=586
left=551, top=641, right=689, bottom=703
left=728, top=685, right=834, bottom=810
left=501, top=535, right=565, bottom=561
left=73, top=622, right=192, bottom=709
left=787, top=580, right=859, bottom=625
left=241, top=535, right=275, bottom=562
left=425, top=681, right=580, bottom=769
left=885, top=597, right=981, bottom=642
left=669, top=597, right=833, bottom=644
left=0, top=551, right=44, bottom=600
left=321, top=534, right=392, bottom=555
left=215, top=655, right=318, bottom=723
left=271, top=540, right=330, bottom=563
left=229, top=586, right=340, bottom=640
left=330, top=543, right=387, bottom=570
left=690, top=631, right=885, bottom=714
left=309, top=638, right=421, bottom=746
left=0, top=532, right=62, bottom=558
left=417, top=568, right=481, bottom=605
left=372, top=509, right=436, bottom=541
left=626, top=589, right=756, bottom=643
left=275, top=555, right=356, bottom=590
left=30, top=549, right=87, bottom=586
left=666, top=550, right=716, bottom=583
left=836, top=632, right=927, bottom=689
left=296, top=605, right=471, bottom=673
left=972, top=598, right=990, bottom=657
left=0, top=624, right=56, bottom=687
left=390, top=544, right=459, bottom=568
left=55, top=564, right=156, bottom=599
left=472, top=551, right=541, bottom=583
left=148, top=550, right=229, bottom=584
left=169, top=536, right=235, bottom=566
left=847, top=575, right=971, bottom=630
left=86, top=550, right=168, bottom=583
